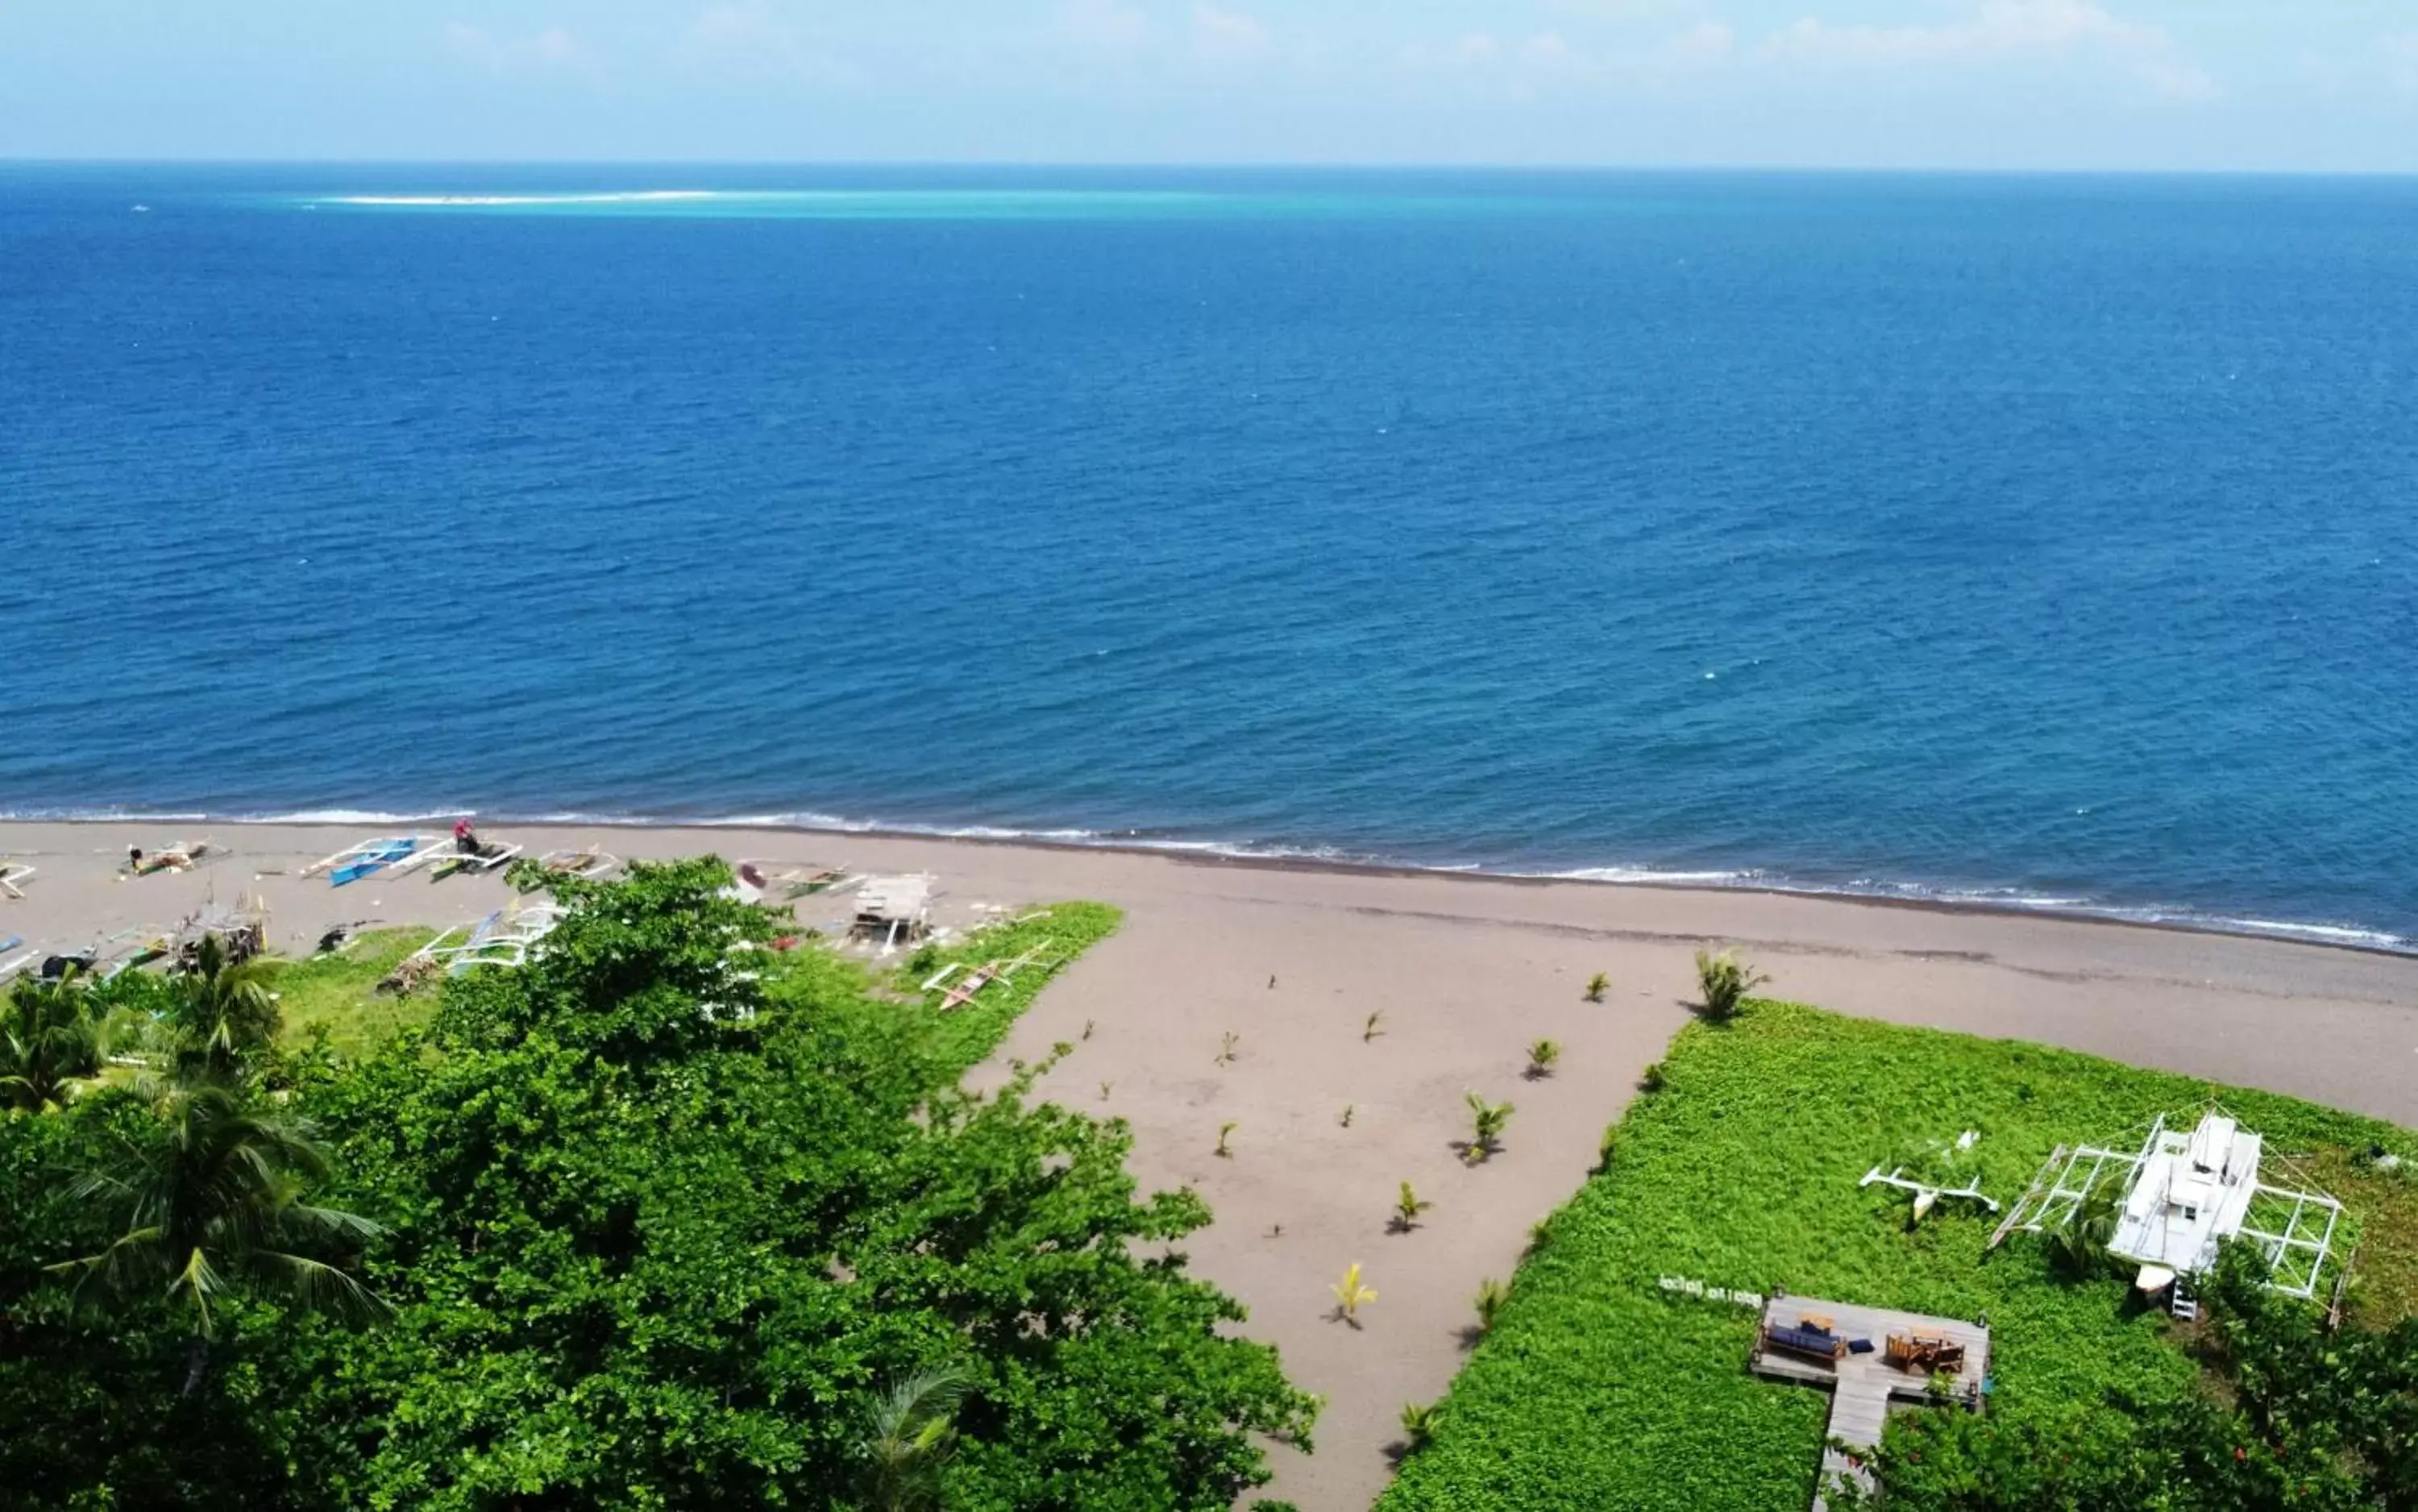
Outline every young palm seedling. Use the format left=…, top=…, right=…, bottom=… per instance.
left=1098, top=1080, right=1112, bottom=1101
left=1390, top=1181, right=1433, bottom=1232
left=1525, top=1038, right=1561, bottom=1078
left=1339, top=1103, right=1355, bottom=1128
left=1399, top=1400, right=1444, bottom=1452
left=1584, top=971, right=1610, bottom=1003
left=1215, top=1031, right=1240, bottom=1067
left=1464, top=1092, right=1514, bottom=1164
left=1362, top=1010, right=1385, bottom=1042
left=1215, top=1119, right=1237, bottom=1158
left=1473, top=1277, right=1508, bottom=1332
left=1693, top=948, right=1770, bottom=1023
left=1332, top=1261, right=1377, bottom=1325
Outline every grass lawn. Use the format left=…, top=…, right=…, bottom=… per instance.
left=265, top=927, right=437, bottom=1059
left=754, top=902, right=1124, bottom=1079
left=899, top=902, right=1123, bottom=1074
left=1377, top=1000, right=2418, bottom=1512
left=258, top=900, right=1121, bottom=1072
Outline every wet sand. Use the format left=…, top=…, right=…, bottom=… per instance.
left=4, top=819, right=2414, bottom=1509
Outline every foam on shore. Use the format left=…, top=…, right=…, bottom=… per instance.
left=3, top=804, right=2407, bottom=955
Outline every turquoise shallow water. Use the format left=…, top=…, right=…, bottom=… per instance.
left=3, top=166, right=2415, bottom=947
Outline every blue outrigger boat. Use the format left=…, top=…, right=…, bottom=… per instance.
left=305, top=836, right=429, bottom=887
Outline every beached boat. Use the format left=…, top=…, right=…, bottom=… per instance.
left=408, top=902, right=563, bottom=975
left=395, top=840, right=525, bottom=882
left=304, top=836, right=431, bottom=887
left=129, top=841, right=212, bottom=876
left=538, top=848, right=619, bottom=882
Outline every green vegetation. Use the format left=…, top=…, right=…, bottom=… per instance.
left=1, top=970, right=105, bottom=1111
left=1692, top=947, right=1768, bottom=1023
left=1848, top=1242, right=2418, bottom=1510
left=0, top=862, right=1311, bottom=1510
left=1524, top=1039, right=1560, bottom=1078
left=264, top=927, right=436, bottom=1057
left=1380, top=1000, right=2417, bottom=1512
left=1393, top=1181, right=1434, bottom=1232
left=1463, top=1093, right=1514, bottom=1164
left=1333, top=1261, right=1378, bottom=1323
left=1585, top=971, right=1610, bottom=1003
left=1472, top=1277, right=1508, bottom=1332
left=902, top=901, right=1120, bottom=1074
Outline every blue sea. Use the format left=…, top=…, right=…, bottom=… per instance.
left=4, top=165, right=2415, bottom=948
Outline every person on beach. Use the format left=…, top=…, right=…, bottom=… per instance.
left=454, top=818, right=484, bottom=857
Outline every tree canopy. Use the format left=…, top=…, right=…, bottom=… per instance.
left=0, top=859, right=1311, bottom=1510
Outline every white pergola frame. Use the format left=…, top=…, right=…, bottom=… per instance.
left=1994, top=1108, right=2342, bottom=1298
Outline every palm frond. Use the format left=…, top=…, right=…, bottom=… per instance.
left=243, top=1249, right=393, bottom=1324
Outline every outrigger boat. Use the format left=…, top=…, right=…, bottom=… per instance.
left=407, top=902, right=563, bottom=975
left=735, top=861, right=852, bottom=900
left=91, top=928, right=172, bottom=980
left=128, top=841, right=213, bottom=876
left=538, top=848, right=619, bottom=882
left=394, top=839, right=525, bottom=882
left=0, top=936, right=31, bottom=983
left=303, top=836, right=432, bottom=887
left=0, top=862, right=33, bottom=899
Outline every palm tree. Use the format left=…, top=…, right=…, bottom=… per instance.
left=165, top=933, right=280, bottom=1083
left=2048, top=1181, right=2122, bottom=1281
left=858, top=1365, right=969, bottom=1512
left=48, top=1081, right=387, bottom=1394
left=1693, top=949, right=1770, bottom=1024
left=1, top=970, right=105, bottom=1112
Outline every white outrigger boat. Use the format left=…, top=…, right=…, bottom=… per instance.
left=0, top=861, right=34, bottom=899
left=408, top=901, right=564, bottom=975
left=393, top=839, right=525, bottom=881
left=302, top=835, right=434, bottom=887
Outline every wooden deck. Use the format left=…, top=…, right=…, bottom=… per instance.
left=1747, top=1295, right=1990, bottom=1512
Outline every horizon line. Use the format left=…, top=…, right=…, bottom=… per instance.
left=6, top=156, right=2418, bottom=181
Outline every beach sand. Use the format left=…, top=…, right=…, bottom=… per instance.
left=4, top=819, right=2414, bottom=1510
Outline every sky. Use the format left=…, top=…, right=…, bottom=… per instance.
left=6, top=1, right=2418, bottom=171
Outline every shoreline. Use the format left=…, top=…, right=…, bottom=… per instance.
left=7, top=809, right=2409, bottom=961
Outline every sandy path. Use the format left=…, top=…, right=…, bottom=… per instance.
left=4, top=820, right=2414, bottom=1508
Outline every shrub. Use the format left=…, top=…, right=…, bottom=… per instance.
left=1473, top=1277, right=1508, bottom=1331
left=1464, top=1094, right=1514, bottom=1163
left=1525, top=1039, right=1561, bottom=1078
left=1693, top=948, right=1769, bottom=1023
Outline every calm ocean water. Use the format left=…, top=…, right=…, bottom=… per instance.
left=3, top=165, right=2415, bottom=947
